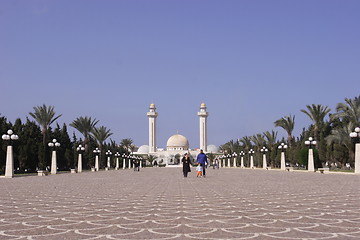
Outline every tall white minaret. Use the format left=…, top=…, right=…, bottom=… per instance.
left=147, top=103, right=158, bottom=152
left=197, top=103, right=209, bottom=152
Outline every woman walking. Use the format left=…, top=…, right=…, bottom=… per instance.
left=182, top=153, right=191, bottom=178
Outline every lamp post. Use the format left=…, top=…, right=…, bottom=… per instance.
left=278, top=143, right=288, bottom=170
left=350, top=127, right=360, bottom=174
left=128, top=154, right=132, bottom=169
left=48, top=139, right=60, bottom=174
left=139, top=156, right=143, bottom=168
left=93, top=148, right=100, bottom=171
left=239, top=151, right=245, bottom=168
left=260, top=147, right=268, bottom=169
left=105, top=150, right=112, bottom=170
left=232, top=152, right=237, bottom=168
left=2, top=129, right=19, bottom=178
left=76, top=144, right=85, bottom=173
left=122, top=153, right=126, bottom=169
left=227, top=154, right=231, bottom=167
left=115, top=152, right=120, bottom=170
left=305, top=137, right=317, bottom=172
left=249, top=149, right=255, bottom=169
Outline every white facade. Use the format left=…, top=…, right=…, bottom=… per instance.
left=136, top=103, right=217, bottom=166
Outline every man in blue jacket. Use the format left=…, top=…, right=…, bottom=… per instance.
left=196, top=149, right=208, bottom=177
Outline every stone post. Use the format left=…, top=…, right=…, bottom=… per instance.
left=227, top=158, right=230, bottom=168
left=241, top=156, right=244, bottom=168
left=5, top=145, right=14, bottom=178
left=115, top=157, right=119, bottom=170
left=250, top=155, right=254, bottom=169
left=51, top=150, right=57, bottom=174
left=128, top=159, right=131, bottom=169
left=95, top=155, right=99, bottom=171
left=77, top=153, right=82, bottom=173
left=233, top=157, right=237, bottom=167
left=355, top=143, right=360, bottom=174
left=280, top=152, right=286, bottom=170
left=123, top=158, right=126, bottom=169
left=308, top=148, right=315, bottom=172
left=263, top=154, right=267, bottom=169
left=107, top=156, right=111, bottom=169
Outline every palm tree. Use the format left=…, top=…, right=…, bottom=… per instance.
left=29, top=104, right=62, bottom=170
left=91, top=126, right=113, bottom=150
left=29, top=104, right=62, bottom=147
left=70, top=116, right=99, bottom=150
left=301, top=104, right=331, bottom=140
left=274, top=115, right=295, bottom=146
left=331, top=95, right=360, bottom=126
left=326, top=122, right=355, bottom=162
left=251, top=134, right=266, bottom=151
left=120, top=138, right=135, bottom=153
left=238, top=136, right=252, bottom=152
left=263, top=130, right=278, bottom=150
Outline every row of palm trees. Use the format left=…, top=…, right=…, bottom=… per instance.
left=27, top=104, right=135, bottom=170
left=221, top=95, right=360, bottom=168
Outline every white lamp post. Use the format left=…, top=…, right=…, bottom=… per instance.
left=232, top=152, right=237, bottom=167
left=139, top=156, right=143, bottom=168
left=227, top=154, right=231, bottom=168
left=350, top=127, right=360, bottom=174
left=278, top=143, right=288, bottom=170
left=260, top=147, right=268, bottom=169
left=48, top=139, right=60, bottom=174
left=128, top=154, right=132, bottom=169
left=76, top=144, right=85, bottom=173
left=239, top=151, right=245, bottom=168
left=93, top=148, right=100, bottom=171
left=122, top=153, right=126, bottom=169
left=2, top=129, right=19, bottom=178
left=115, top=152, right=120, bottom=170
left=249, top=149, right=255, bottom=169
left=305, top=137, right=317, bottom=172
left=105, top=150, right=112, bottom=170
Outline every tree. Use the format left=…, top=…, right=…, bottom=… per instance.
left=326, top=122, right=354, bottom=164
left=120, top=138, right=135, bottom=153
left=274, top=115, right=295, bottom=146
left=70, top=116, right=99, bottom=150
left=263, top=130, right=278, bottom=167
left=29, top=104, right=62, bottom=169
left=301, top=104, right=331, bottom=140
left=331, top=95, right=360, bottom=126
left=91, top=126, right=113, bottom=168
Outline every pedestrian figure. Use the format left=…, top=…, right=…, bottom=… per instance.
left=181, top=153, right=191, bottom=177
left=196, top=163, right=203, bottom=177
left=153, top=160, right=158, bottom=167
left=196, top=149, right=208, bottom=177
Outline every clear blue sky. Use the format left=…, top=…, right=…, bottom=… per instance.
left=1, top=0, right=359, bottom=148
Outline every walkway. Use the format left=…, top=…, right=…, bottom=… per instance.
left=0, top=168, right=359, bottom=239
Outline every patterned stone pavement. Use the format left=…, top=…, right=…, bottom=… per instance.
left=0, top=167, right=359, bottom=240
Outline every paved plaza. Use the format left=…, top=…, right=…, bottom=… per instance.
left=0, top=168, right=359, bottom=240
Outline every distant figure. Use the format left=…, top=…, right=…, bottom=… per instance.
left=181, top=153, right=191, bottom=178
left=196, top=149, right=208, bottom=177
left=153, top=160, right=158, bottom=167
left=196, top=163, right=203, bottom=177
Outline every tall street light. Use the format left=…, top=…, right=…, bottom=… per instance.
left=76, top=144, right=85, bottom=173
left=278, top=143, right=288, bottom=170
left=93, top=148, right=100, bottom=171
left=232, top=152, right=237, bottom=168
left=239, top=151, right=245, bottom=168
left=105, top=150, right=112, bottom=170
left=2, top=129, right=19, bottom=178
left=305, top=137, right=317, bottom=172
left=115, top=152, right=120, bottom=170
left=249, top=149, right=255, bottom=169
left=122, top=153, right=127, bottom=169
left=260, top=147, right=268, bottom=169
left=48, top=139, right=60, bottom=174
left=227, top=154, right=231, bottom=168
left=350, top=127, right=360, bottom=174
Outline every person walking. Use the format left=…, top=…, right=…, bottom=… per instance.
left=181, top=153, right=191, bottom=177
left=196, top=149, right=208, bottom=177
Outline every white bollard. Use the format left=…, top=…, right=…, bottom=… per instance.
left=5, top=145, right=14, bottom=178
left=51, top=150, right=57, bottom=174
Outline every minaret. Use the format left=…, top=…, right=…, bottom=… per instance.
left=147, top=103, right=158, bottom=152
left=197, top=103, right=209, bottom=152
